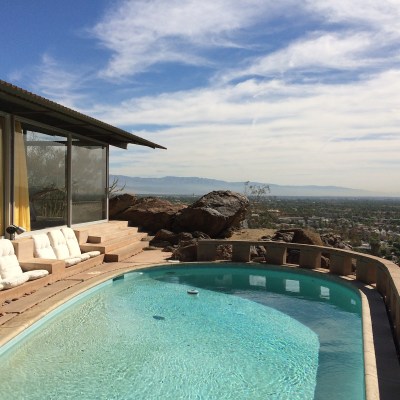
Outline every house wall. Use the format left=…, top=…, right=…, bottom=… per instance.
left=0, top=112, right=110, bottom=237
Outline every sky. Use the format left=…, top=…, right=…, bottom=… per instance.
left=1, top=0, right=400, bottom=195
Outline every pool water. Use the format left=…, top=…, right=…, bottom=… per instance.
left=0, top=265, right=364, bottom=399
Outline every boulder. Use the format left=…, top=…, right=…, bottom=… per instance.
left=150, top=230, right=194, bottom=247
left=271, top=231, right=295, bottom=243
left=273, top=229, right=323, bottom=246
left=172, top=239, right=197, bottom=261
left=172, top=190, right=249, bottom=238
left=112, top=197, right=186, bottom=234
left=321, top=234, right=352, bottom=250
left=109, top=194, right=137, bottom=218
left=150, top=229, right=177, bottom=246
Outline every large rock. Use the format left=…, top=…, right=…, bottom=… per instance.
left=109, top=194, right=137, bottom=218
left=112, top=197, right=186, bottom=234
left=172, top=190, right=249, bottom=238
left=150, top=230, right=194, bottom=247
left=321, top=233, right=352, bottom=250
left=273, top=228, right=323, bottom=246
left=172, top=239, right=198, bottom=261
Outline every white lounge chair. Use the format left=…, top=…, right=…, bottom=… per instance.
left=0, top=239, right=49, bottom=290
left=32, top=233, right=81, bottom=267
left=61, top=227, right=100, bottom=259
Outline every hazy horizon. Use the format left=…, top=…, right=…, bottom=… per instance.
left=2, top=1, right=400, bottom=195
left=110, top=174, right=398, bottom=198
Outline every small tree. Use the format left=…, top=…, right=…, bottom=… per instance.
left=108, top=177, right=126, bottom=199
left=243, top=181, right=271, bottom=228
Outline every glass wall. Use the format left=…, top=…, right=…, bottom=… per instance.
left=71, top=138, right=107, bottom=224
left=11, top=119, right=108, bottom=232
left=16, top=125, right=67, bottom=230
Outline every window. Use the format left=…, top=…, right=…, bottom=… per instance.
left=16, top=125, right=67, bottom=230
left=12, top=120, right=108, bottom=232
left=71, top=138, right=107, bottom=224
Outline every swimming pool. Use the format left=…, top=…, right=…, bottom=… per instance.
left=0, top=264, right=364, bottom=399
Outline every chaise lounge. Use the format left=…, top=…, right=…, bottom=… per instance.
left=0, top=238, right=52, bottom=302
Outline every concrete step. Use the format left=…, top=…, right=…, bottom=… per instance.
left=80, top=232, right=148, bottom=254
left=73, top=221, right=130, bottom=243
left=104, top=241, right=148, bottom=262
left=88, top=227, right=139, bottom=244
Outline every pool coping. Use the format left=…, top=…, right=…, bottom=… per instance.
left=0, top=253, right=398, bottom=400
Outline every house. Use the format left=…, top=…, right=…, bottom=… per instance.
left=0, top=80, right=165, bottom=237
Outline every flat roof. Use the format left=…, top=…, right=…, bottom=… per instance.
left=0, top=80, right=166, bottom=150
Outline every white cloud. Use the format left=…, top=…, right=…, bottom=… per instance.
left=106, top=69, right=400, bottom=194
left=219, top=33, right=374, bottom=82
left=17, top=0, right=399, bottom=194
left=91, top=0, right=290, bottom=78
left=31, top=55, right=89, bottom=108
left=306, top=0, right=400, bottom=36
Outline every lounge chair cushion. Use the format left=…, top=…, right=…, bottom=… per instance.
left=33, top=234, right=57, bottom=259
left=0, top=239, right=24, bottom=279
left=36, top=231, right=80, bottom=266
left=0, top=239, right=50, bottom=290
left=25, top=270, right=49, bottom=280
left=48, top=230, right=71, bottom=260
left=1, top=273, right=30, bottom=289
left=87, top=250, right=101, bottom=257
left=61, top=228, right=100, bottom=258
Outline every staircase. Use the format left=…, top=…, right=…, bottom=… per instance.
left=73, top=221, right=149, bottom=262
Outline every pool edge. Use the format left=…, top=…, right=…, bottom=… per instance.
left=0, top=260, right=389, bottom=399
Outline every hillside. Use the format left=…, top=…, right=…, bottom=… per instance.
left=109, top=175, right=383, bottom=197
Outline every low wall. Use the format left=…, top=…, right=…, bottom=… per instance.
left=197, top=239, right=400, bottom=348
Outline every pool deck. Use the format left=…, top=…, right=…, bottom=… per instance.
left=0, top=250, right=399, bottom=400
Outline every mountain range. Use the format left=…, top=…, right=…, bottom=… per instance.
left=109, top=175, right=386, bottom=197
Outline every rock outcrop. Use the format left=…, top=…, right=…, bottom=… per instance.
left=172, top=190, right=249, bottom=238
left=109, top=194, right=137, bottom=218
left=110, top=195, right=186, bottom=234
left=321, top=233, right=352, bottom=250
left=271, top=228, right=324, bottom=246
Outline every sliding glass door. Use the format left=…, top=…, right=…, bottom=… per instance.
left=71, top=138, right=107, bottom=224
left=16, top=125, right=67, bottom=230
left=12, top=120, right=108, bottom=232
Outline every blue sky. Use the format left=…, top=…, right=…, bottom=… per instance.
left=1, top=0, right=400, bottom=194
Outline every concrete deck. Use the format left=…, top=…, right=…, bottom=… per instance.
left=0, top=251, right=399, bottom=400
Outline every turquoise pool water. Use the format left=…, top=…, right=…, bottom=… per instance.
left=0, top=264, right=364, bottom=399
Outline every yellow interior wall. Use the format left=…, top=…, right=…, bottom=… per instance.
left=14, top=121, right=31, bottom=231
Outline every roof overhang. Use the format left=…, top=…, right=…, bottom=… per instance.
left=0, top=80, right=166, bottom=150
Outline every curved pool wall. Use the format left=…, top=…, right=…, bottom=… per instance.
left=0, top=264, right=365, bottom=400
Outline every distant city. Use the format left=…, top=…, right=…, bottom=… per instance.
left=110, top=175, right=400, bottom=265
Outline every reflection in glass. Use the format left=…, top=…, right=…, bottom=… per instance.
left=23, top=129, right=67, bottom=230
left=71, top=138, right=106, bottom=224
